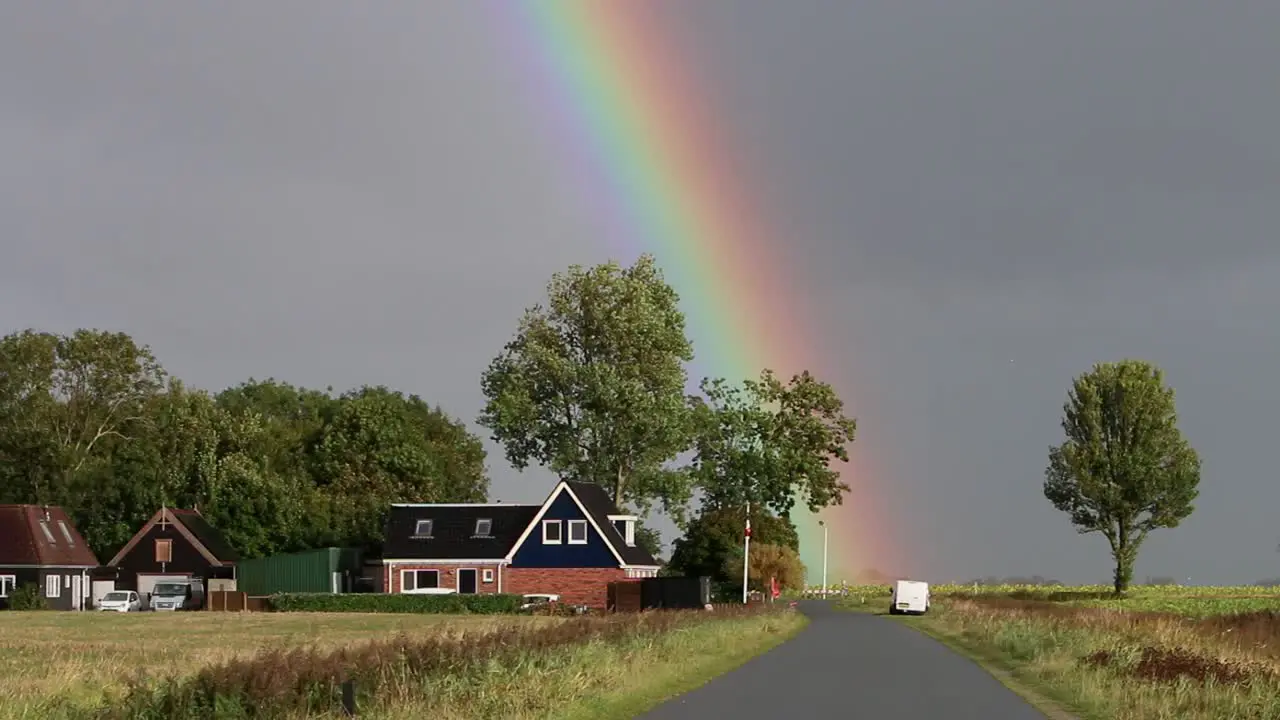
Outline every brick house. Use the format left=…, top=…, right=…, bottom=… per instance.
left=0, top=504, right=99, bottom=610
left=379, top=480, right=661, bottom=608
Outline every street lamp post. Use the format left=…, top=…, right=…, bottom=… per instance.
left=819, top=520, right=829, bottom=598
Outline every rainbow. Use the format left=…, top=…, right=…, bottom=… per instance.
left=488, top=2, right=899, bottom=584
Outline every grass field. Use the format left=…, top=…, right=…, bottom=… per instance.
left=833, top=583, right=1280, bottom=720
left=0, top=608, right=803, bottom=719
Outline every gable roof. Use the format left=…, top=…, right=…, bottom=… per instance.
left=382, top=503, right=540, bottom=560
left=504, top=481, right=660, bottom=568
left=105, top=506, right=238, bottom=567
left=563, top=482, right=659, bottom=567
left=0, top=504, right=99, bottom=567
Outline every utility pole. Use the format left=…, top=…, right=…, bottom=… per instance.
left=819, top=519, right=829, bottom=597
left=742, top=501, right=752, bottom=604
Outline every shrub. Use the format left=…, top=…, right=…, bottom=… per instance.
left=267, top=592, right=525, bottom=614
left=8, top=583, right=47, bottom=611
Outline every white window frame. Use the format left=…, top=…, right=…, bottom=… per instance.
left=542, top=519, right=562, bottom=544
left=413, top=519, right=433, bottom=538
left=400, top=569, right=440, bottom=593
left=45, top=574, right=60, bottom=598
left=482, top=568, right=494, bottom=584
left=567, top=519, right=588, bottom=545
left=474, top=518, right=492, bottom=537
left=0, top=575, right=15, bottom=598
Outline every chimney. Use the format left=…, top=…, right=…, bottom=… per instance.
left=42, top=505, right=50, bottom=522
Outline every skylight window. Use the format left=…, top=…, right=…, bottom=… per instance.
left=413, top=519, right=433, bottom=538
left=38, top=522, right=56, bottom=544
left=58, top=521, right=75, bottom=545
left=474, top=518, right=493, bottom=537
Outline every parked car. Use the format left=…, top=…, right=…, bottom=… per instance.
left=519, top=593, right=561, bottom=611
left=97, top=590, right=142, bottom=613
left=150, top=579, right=205, bottom=611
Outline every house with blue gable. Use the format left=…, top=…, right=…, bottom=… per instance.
left=377, top=480, right=661, bottom=608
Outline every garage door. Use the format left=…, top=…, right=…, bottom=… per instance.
left=138, top=574, right=189, bottom=602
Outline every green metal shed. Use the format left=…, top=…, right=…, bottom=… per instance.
left=236, top=547, right=363, bottom=596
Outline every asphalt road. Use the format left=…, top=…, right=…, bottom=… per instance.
left=640, top=600, right=1049, bottom=719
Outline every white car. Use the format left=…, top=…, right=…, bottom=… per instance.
left=519, top=593, right=561, bottom=611
left=97, top=590, right=142, bottom=613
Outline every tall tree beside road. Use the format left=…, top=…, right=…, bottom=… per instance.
left=1044, top=359, right=1201, bottom=595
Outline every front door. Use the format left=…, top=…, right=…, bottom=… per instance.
left=71, top=575, right=82, bottom=610
left=457, top=569, right=478, bottom=594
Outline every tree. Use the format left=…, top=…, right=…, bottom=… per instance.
left=688, top=369, right=857, bottom=516
left=667, top=503, right=798, bottom=583
left=478, top=254, right=695, bottom=519
left=723, top=543, right=807, bottom=592
left=1043, top=359, right=1201, bottom=595
left=312, top=386, right=489, bottom=548
left=0, top=329, right=165, bottom=519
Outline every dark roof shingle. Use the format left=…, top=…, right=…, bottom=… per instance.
left=382, top=504, right=539, bottom=560
left=0, top=505, right=99, bottom=567
left=171, top=509, right=239, bottom=562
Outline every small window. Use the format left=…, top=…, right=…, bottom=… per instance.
left=58, top=521, right=75, bottom=545
left=542, top=520, right=562, bottom=544
left=482, top=568, right=494, bottom=583
left=401, top=569, right=439, bottom=592
left=473, top=518, right=493, bottom=537
left=567, top=519, right=588, bottom=544
left=413, top=519, right=433, bottom=538
left=45, top=575, right=60, bottom=598
left=0, top=575, right=15, bottom=598
left=155, top=539, right=173, bottom=563
left=39, top=522, right=56, bottom=544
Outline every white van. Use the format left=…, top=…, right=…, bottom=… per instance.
left=889, top=580, right=929, bottom=615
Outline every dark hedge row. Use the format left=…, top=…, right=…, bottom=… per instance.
left=266, top=592, right=526, bottom=614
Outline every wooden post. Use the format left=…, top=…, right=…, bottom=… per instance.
left=341, top=678, right=356, bottom=716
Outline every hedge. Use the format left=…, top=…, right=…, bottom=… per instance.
left=267, top=592, right=526, bottom=614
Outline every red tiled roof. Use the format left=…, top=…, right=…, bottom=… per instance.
left=0, top=505, right=99, bottom=567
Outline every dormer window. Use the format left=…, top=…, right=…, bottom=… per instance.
left=473, top=518, right=493, bottom=537
left=413, top=519, right=433, bottom=538
left=608, top=515, right=638, bottom=547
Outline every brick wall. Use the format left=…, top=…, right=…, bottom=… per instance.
left=387, top=564, right=501, bottom=594
left=504, top=567, right=628, bottom=608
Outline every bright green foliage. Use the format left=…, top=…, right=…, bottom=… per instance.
left=1044, top=359, right=1201, bottom=594
left=6, top=583, right=47, bottom=611
left=688, top=369, right=857, bottom=516
left=478, top=254, right=695, bottom=519
left=0, top=330, right=491, bottom=561
left=667, top=503, right=798, bottom=583
left=268, top=592, right=524, bottom=614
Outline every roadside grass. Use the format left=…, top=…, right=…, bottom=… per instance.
left=0, top=612, right=556, bottom=717
left=374, top=607, right=807, bottom=720
left=896, top=597, right=1280, bottom=720
left=2, top=606, right=802, bottom=719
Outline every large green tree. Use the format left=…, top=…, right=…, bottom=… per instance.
left=1043, top=359, right=1201, bottom=595
left=478, top=254, right=696, bottom=520
left=667, top=503, right=799, bottom=583
left=0, top=329, right=165, bottom=542
left=688, top=369, right=857, bottom=515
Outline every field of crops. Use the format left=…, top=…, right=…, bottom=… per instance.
left=828, top=583, right=1280, bottom=719
left=810, top=583, right=1280, bottom=616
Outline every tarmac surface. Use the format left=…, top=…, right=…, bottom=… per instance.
left=640, top=600, right=1049, bottom=719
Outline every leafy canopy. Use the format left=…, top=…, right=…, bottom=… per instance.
left=478, top=254, right=695, bottom=517
left=688, top=369, right=857, bottom=516
left=1043, top=359, right=1200, bottom=594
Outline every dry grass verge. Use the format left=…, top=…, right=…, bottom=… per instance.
left=904, top=598, right=1280, bottom=720
left=6, top=606, right=801, bottom=719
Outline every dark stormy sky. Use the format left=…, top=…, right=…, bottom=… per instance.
left=3, top=2, right=1277, bottom=584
